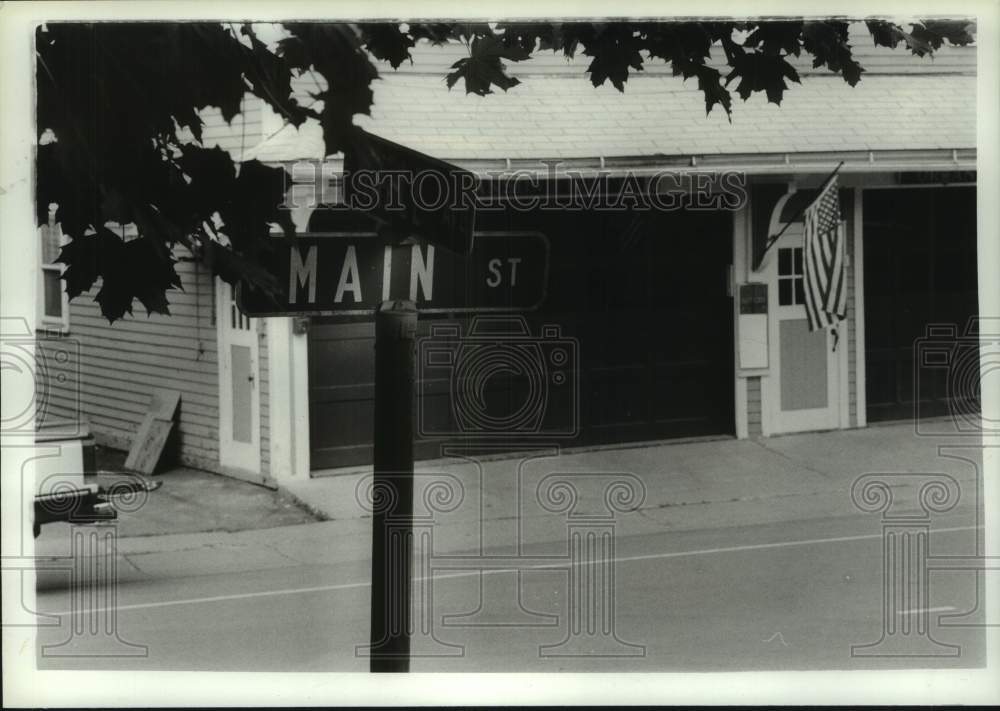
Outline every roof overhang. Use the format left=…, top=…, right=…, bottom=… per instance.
left=279, top=147, right=975, bottom=181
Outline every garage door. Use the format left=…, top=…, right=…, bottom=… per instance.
left=308, top=206, right=734, bottom=470
left=863, top=185, right=979, bottom=423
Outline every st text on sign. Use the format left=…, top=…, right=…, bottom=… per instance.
left=236, top=231, right=549, bottom=317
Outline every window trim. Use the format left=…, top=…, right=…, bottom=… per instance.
left=776, top=246, right=805, bottom=307
left=38, top=217, right=70, bottom=334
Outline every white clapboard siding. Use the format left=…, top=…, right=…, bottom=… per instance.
left=37, top=251, right=225, bottom=471
left=34, top=92, right=271, bottom=477
left=746, top=376, right=763, bottom=437
left=182, top=93, right=266, bottom=159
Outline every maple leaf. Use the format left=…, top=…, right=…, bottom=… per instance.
left=360, top=23, right=416, bottom=69
left=118, top=236, right=183, bottom=317
left=911, top=20, right=977, bottom=50
left=865, top=20, right=935, bottom=56
left=446, top=34, right=530, bottom=95
left=280, top=23, right=378, bottom=155
left=35, top=20, right=971, bottom=322
left=216, top=160, right=295, bottom=252
left=582, top=26, right=645, bottom=92
left=802, top=21, right=863, bottom=86
left=239, top=24, right=307, bottom=128
left=694, top=65, right=733, bottom=117
left=726, top=52, right=801, bottom=104
left=743, top=21, right=805, bottom=56
left=56, top=228, right=125, bottom=300
left=644, top=22, right=714, bottom=69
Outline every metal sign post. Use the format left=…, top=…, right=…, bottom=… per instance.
left=368, top=299, right=417, bottom=673
left=237, top=231, right=550, bottom=673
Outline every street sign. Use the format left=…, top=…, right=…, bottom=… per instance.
left=236, top=231, right=549, bottom=317
left=344, top=130, right=477, bottom=255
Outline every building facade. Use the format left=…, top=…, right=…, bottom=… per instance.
left=36, top=25, right=979, bottom=485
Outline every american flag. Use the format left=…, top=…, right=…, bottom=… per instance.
left=803, top=175, right=847, bottom=333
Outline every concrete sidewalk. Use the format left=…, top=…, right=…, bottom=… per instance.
left=281, top=421, right=983, bottom=557
left=32, top=422, right=984, bottom=584
left=290, top=421, right=982, bottom=521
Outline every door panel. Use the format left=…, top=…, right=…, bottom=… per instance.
left=230, top=345, right=253, bottom=443
left=863, top=186, right=978, bottom=422
left=779, top=318, right=828, bottom=411
left=765, top=226, right=842, bottom=433
left=217, top=282, right=262, bottom=480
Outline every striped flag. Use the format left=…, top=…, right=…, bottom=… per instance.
left=802, top=175, right=847, bottom=335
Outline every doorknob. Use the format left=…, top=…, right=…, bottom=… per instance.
left=248, top=373, right=255, bottom=384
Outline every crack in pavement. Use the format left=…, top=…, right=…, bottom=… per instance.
left=748, top=438, right=835, bottom=479
left=118, top=552, right=148, bottom=576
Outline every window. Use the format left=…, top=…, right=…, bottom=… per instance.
left=39, top=207, right=69, bottom=331
left=777, top=246, right=805, bottom=307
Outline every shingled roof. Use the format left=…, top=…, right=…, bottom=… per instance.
left=243, top=74, right=974, bottom=168
left=240, top=24, right=977, bottom=171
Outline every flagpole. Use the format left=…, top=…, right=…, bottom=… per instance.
left=761, top=160, right=845, bottom=254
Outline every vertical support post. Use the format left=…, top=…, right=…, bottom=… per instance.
left=369, top=299, right=417, bottom=673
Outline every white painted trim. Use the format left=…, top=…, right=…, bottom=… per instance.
left=263, top=316, right=311, bottom=481
left=732, top=204, right=748, bottom=439
left=837, top=217, right=851, bottom=430
left=760, top=374, right=772, bottom=437
left=291, top=326, right=311, bottom=476
left=37, top=221, right=71, bottom=334
left=763, top=224, right=842, bottom=434
left=266, top=318, right=295, bottom=482
left=838, top=306, right=851, bottom=429
left=735, top=376, right=749, bottom=439
left=853, top=188, right=867, bottom=428
left=216, top=279, right=263, bottom=478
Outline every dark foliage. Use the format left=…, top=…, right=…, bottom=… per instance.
left=34, top=20, right=975, bottom=321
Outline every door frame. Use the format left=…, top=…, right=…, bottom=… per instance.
left=216, top=279, right=263, bottom=481
left=762, top=223, right=849, bottom=435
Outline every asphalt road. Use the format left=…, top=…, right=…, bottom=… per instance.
left=33, top=507, right=986, bottom=672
